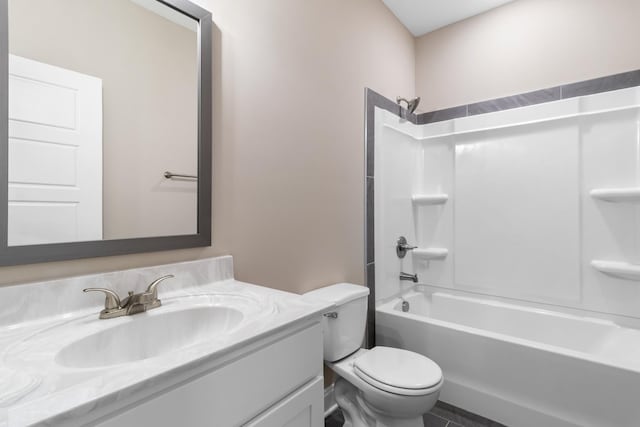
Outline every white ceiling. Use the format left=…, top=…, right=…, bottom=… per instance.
left=382, top=0, right=516, bottom=37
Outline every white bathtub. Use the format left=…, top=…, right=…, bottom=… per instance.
left=376, top=290, right=640, bottom=427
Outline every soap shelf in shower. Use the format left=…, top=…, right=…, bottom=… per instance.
left=590, top=187, right=640, bottom=202
left=412, top=194, right=448, bottom=205
left=591, top=260, right=640, bottom=281
left=413, top=248, right=448, bottom=260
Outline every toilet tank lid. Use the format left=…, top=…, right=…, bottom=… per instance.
left=305, top=283, right=369, bottom=306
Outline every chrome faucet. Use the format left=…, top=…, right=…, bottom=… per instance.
left=399, top=272, right=418, bottom=283
left=396, top=236, right=417, bottom=259
left=83, top=275, right=174, bottom=319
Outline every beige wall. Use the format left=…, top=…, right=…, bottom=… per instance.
left=9, top=0, right=198, bottom=240
left=0, top=0, right=415, bottom=292
left=415, top=0, right=640, bottom=112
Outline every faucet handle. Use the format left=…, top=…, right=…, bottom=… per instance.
left=396, top=236, right=417, bottom=258
left=83, top=288, right=122, bottom=310
left=145, top=274, right=175, bottom=298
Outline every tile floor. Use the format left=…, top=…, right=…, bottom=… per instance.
left=324, top=401, right=507, bottom=427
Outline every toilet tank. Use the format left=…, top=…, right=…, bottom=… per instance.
left=305, top=283, right=369, bottom=362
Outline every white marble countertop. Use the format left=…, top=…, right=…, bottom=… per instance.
left=0, top=256, right=332, bottom=427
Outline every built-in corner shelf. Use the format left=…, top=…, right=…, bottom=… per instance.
left=591, top=260, right=640, bottom=281
left=413, top=248, right=448, bottom=260
left=590, top=187, right=640, bottom=203
left=412, top=194, right=448, bottom=206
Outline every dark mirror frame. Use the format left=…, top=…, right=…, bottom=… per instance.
left=0, top=0, right=212, bottom=266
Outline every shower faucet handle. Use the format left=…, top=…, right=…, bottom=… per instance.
left=396, top=236, right=417, bottom=258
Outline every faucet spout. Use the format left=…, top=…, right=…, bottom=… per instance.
left=84, top=275, right=175, bottom=319
left=399, top=272, right=418, bottom=283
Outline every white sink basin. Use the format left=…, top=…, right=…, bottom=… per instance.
left=55, top=306, right=244, bottom=368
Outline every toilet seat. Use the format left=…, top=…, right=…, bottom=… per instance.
left=353, top=347, right=442, bottom=396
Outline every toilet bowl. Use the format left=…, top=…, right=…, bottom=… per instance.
left=305, top=283, right=443, bottom=427
left=330, top=348, right=442, bottom=426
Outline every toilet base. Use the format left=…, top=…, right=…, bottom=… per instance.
left=334, top=378, right=424, bottom=427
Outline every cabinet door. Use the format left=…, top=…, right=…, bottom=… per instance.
left=245, top=377, right=323, bottom=427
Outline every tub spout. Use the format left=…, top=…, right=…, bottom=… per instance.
left=400, top=272, right=418, bottom=283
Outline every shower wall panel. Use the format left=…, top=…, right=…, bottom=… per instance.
left=374, top=86, right=640, bottom=320
left=454, top=120, right=581, bottom=303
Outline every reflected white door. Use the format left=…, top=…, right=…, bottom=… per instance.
left=8, top=54, right=103, bottom=246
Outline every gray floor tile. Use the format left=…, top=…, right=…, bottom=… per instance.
left=431, top=402, right=507, bottom=427
left=325, top=401, right=506, bottom=427
left=424, top=411, right=450, bottom=427
left=324, top=409, right=344, bottom=427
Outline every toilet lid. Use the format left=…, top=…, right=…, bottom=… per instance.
left=354, top=347, right=442, bottom=393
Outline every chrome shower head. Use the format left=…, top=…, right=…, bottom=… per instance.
left=396, top=96, right=421, bottom=114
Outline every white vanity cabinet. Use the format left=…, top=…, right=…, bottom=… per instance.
left=245, top=377, right=323, bottom=427
left=0, top=257, right=331, bottom=426
left=91, top=321, right=324, bottom=427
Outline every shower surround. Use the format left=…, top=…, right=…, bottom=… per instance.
left=365, top=74, right=640, bottom=426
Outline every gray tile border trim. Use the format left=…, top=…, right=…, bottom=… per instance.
left=418, top=105, right=467, bottom=125
left=366, top=177, right=374, bottom=265
left=413, top=68, right=640, bottom=124
left=365, top=90, right=376, bottom=178
left=467, top=86, right=561, bottom=116
left=561, top=69, right=640, bottom=99
left=365, top=262, right=375, bottom=348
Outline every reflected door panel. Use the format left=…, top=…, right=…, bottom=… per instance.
left=8, top=55, right=103, bottom=245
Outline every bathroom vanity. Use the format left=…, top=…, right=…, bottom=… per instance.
left=0, top=256, right=330, bottom=427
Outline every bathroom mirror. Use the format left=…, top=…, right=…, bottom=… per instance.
left=0, top=0, right=212, bottom=265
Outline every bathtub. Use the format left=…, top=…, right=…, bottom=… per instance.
left=376, top=289, right=640, bottom=427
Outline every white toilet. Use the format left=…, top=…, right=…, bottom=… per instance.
left=306, top=283, right=443, bottom=427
